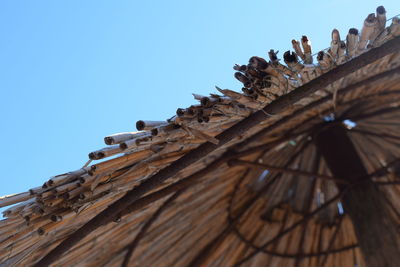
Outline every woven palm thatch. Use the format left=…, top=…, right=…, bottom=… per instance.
left=1, top=6, right=400, bottom=267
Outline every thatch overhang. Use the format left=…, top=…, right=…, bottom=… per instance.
left=1, top=7, right=400, bottom=267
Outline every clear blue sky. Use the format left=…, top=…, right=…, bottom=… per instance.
left=0, top=1, right=398, bottom=204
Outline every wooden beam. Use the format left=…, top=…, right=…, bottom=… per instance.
left=351, top=128, right=400, bottom=141
left=34, top=36, right=400, bottom=267
left=350, top=106, right=400, bottom=121
left=315, top=123, right=400, bottom=267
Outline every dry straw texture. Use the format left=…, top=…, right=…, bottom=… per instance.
left=1, top=6, right=400, bottom=267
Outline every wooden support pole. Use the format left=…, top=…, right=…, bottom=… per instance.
left=315, top=122, right=400, bottom=267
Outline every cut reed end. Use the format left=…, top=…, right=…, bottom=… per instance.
left=317, top=51, right=324, bottom=61
left=104, top=137, right=114, bottom=145
left=349, top=28, right=359, bottom=35
left=366, top=13, right=376, bottom=23
left=136, top=120, right=145, bottom=131
left=268, top=49, right=278, bottom=62
left=113, top=215, right=121, bottom=223
left=151, top=128, right=158, bottom=136
left=187, top=107, right=196, bottom=116
left=88, top=152, right=96, bottom=160
left=89, top=152, right=105, bottom=160
left=2, top=210, right=11, bottom=217
left=51, top=215, right=62, bottom=222
left=376, top=6, right=386, bottom=15
left=119, top=143, right=128, bottom=150
left=176, top=108, right=185, bottom=117
left=283, top=51, right=297, bottom=63
left=150, top=144, right=163, bottom=153
left=200, top=97, right=210, bottom=106
left=33, top=206, right=44, bottom=215
left=37, top=228, right=45, bottom=235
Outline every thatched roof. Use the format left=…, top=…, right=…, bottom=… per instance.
left=1, top=7, right=400, bottom=266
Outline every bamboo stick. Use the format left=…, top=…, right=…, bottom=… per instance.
left=200, top=96, right=232, bottom=107
left=90, top=149, right=153, bottom=175
left=283, top=51, right=304, bottom=73
left=176, top=105, right=201, bottom=118
left=136, top=121, right=167, bottom=131
left=37, top=220, right=64, bottom=236
left=29, top=186, right=43, bottom=195
left=46, top=167, right=89, bottom=187
left=248, top=56, right=289, bottom=87
left=88, top=145, right=124, bottom=160
left=292, top=39, right=305, bottom=61
left=192, top=93, right=207, bottom=101
left=52, top=181, right=80, bottom=195
left=346, top=28, right=359, bottom=58
left=104, top=131, right=148, bottom=145
left=32, top=205, right=45, bottom=216
left=151, top=124, right=178, bottom=136
left=64, top=185, right=86, bottom=200
left=0, top=192, right=31, bottom=208
left=49, top=210, right=77, bottom=225
left=40, top=190, right=54, bottom=199
left=119, top=130, right=174, bottom=151
left=215, top=87, right=260, bottom=109
left=301, top=36, right=313, bottom=64
left=317, top=51, right=335, bottom=72
left=234, top=72, right=251, bottom=88
left=337, top=41, right=347, bottom=64
left=376, top=6, right=387, bottom=33
left=19, top=203, right=37, bottom=218
left=374, top=17, right=400, bottom=47
left=329, top=29, right=341, bottom=60
left=387, top=17, right=400, bottom=38
left=80, top=183, right=114, bottom=200
left=2, top=198, right=36, bottom=218
left=358, top=13, right=377, bottom=51
left=181, top=125, right=219, bottom=145
left=43, top=197, right=64, bottom=208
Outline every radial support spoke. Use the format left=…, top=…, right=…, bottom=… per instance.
left=121, top=190, right=183, bottom=267
left=229, top=159, right=348, bottom=184
left=234, top=192, right=343, bottom=266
